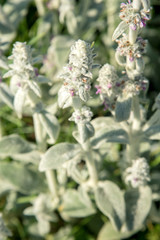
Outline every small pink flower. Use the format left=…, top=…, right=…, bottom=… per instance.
left=130, top=24, right=137, bottom=31
left=107, top=83, right=112, bottom=89
left=17, top=82, right=21, bottom=87
left=70, top=89, right=75, bottom=96
left=140, top=20, right=146, bottom=28
left=129, top=56, right=134, bottom=62
left=34, top=68, right=39, bottom=76
left=95, top=85, right=101, bottom=94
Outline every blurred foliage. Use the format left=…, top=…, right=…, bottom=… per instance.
left=0, top=0, right=160, bottom=239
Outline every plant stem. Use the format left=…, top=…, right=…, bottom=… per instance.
left=79, top=130, right=98, bottom=187
left=33, top=113, right=58, bottom=199
left=132, top=96, right=141, bottom=131
left=126, top=96, right=142, bottom=161
left=45, top=170, right=58, bottom=198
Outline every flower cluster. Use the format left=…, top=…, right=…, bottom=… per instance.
left=6, top=42, right=35, bottom=79
left=122, top=77, right=148, bottom=97
left=96, top=64, right=124, bottom=110
left=69, top=106, right=93, bottom=124
left=4, top=42, right=41, bottom=98
left=116, top=34, right=147, bottom=62
left=119, top=1, right=150, bottom=30
left=59, top=40, right=95, bottom=103
left=124, top=157, right=150, bottom=188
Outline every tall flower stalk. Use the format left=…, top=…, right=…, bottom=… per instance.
left=58, top=39, right=98, bottom=187
left=96, top=0, right=151, bottom=188
left=3, top=42, right=59, bottom=199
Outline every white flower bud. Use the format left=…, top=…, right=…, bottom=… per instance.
left=59, top=40, right=95, bottom=104
left=69, top=106, right=93, bottom=124
left=96, top=64, right=123, bottom=110
left=124, top=157, right=150, bottom=188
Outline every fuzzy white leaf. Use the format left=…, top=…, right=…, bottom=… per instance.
left=58, top=86, right=72, bottom=109
left=124, top=186, right=152, bottom=231
left=97, top=222, right=140, bottom=240
left=38, top=111, right=60, bottom=144
left=115, top=96, right=132, bottom=122
left=0, top=82, right=14, bottom=108
left=14, top=87, right=27, bottom=118
left=28, top=80, right=42, bottom=98
left=39, top=143, right=81, bottom=171
left=112, top=21, right=128, bottom=41
left=59, top=189, right=95, bottom=218
left=95, top=181, right=125, bottom=231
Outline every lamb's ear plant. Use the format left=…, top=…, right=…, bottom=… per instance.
left=0, top=0, right=160, bottom=239
left=40, top=0, right=155, bottom=237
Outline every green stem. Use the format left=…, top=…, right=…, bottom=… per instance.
left=45, top=170, right=58, bottom=198
left=126, top=96, right=142, bottom=162
left=78, top=126, right=98, bottom=187
left=132, top=96, right=141, bottom=131
left=33, top=113, right=58, bottom=199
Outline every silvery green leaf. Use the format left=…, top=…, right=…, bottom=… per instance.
left=37, top=75, right=51, bottom=84
left=52, top=36, right=74, bottom=68
left=14, top=87, right=27, bottom=118
left=0, top=162, right=46, bottom=194
left=149, top=202, right=160, bottom=223
left=39, top=143, right=81, bottom=171
left=65, top=154, right=88, bottom=184
left=91, top=117, right=128, bottom=148
left=59, top=189, right=95, bottom=218
left=112, top=21, right=128, bottom=41
left=0, top=0, right=32, bottom=50
left=95, top=181, right=125, bottom=231
left=46, top=102, right=58, bottom=116
left=128, top=28, right=138, bottom=45
left=57, top=168, right=67, bottom=185
left=12, top=151, right=40, bottom=165
left=143, top=111, right=160, bottom=130
left=0, top=82, right=14, bottom=108
left=78, top=85, right=90, bottom=102
left=86, top=122, right=95, bottom=137
left=91, top=128, right=128, bottom=149
left=28, top=80, right=42, bottom=98
left=115, top=96, right=132, bottom=122
left=58, top=86, right=72, bottom=109
left=33, top=112, right=47, bottom=152
left=66, top=11, right=77, bottom=35
left=3, top=70, right=14, bottom=78
left=150, top=172, right=160, bottom=201
left=124, top=186, right=152, bottom=231
left=72, top=96, right=82, bottom=109
left=0, top=134, right=35, bottom=158
left=38, top=218, right=50, bottom=236
left=0, top=57, right=8, bottom=70
left=72, top=131, right=81, bottom=144
left=0, top=214, right=12, bottom=238
left=97, top=222, right=140, bottom=240
left=78, top=186, right=94, bottom=207
left=144, top=125, right=160, bottom=140
left=38, top=111, right=60, bottom=144
left=10, top=75, right=21, bottom=94
left=91, top=117, right=122, bottom=131
left=53, top=226, right=74, bottom=240
left=32, top=55, right=43, bottom=64
left=141, top=0, right=150, bottom=10
left=78, top=122, right=95, bottom=143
